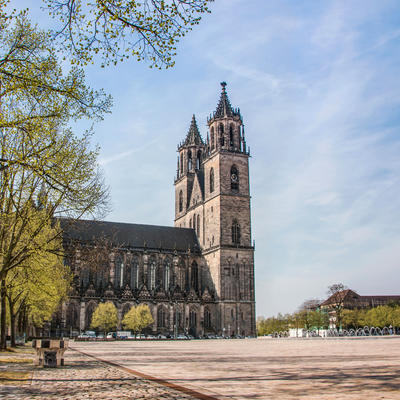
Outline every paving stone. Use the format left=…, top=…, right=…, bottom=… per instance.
left=0, top=350, right=196, bottom=400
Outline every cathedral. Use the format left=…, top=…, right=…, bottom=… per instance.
left=57, top=83, right=256, bottom=338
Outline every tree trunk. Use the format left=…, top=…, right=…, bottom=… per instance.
left=0, top=279, right=7, bottom=349
left=8, top=298, right=16, bottom=347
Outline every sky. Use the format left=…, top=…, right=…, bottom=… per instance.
left=15, top=0, right=400, bottom=317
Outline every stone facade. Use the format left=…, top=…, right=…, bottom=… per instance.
left=174, top=82, right=256, bottom=336
left=55, top=83, right=256, bottom=338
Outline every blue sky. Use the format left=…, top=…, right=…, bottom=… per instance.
left=18, top=0, right=400, bottom=317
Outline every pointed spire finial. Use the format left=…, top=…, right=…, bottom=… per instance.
left=213, top=81, right=238, bottom=119
left=181, top=114, right=204, bottom=147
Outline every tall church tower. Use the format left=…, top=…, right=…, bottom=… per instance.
left=174, top=83, right=255, bottom=337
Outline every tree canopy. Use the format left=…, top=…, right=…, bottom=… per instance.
left=122, top=304, right=154, bottom=334
left=90, top=302, right=118, bottom=333
left=0, top=16, right=110, bottom=348
left=4, top=212, right=70, bottom=345
left=1, top=0, right=212, bottom=69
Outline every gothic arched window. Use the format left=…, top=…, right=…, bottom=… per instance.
left=66, top=303, right=79, bottom=329
left=191, top=261, right=198, bottom=291
left=230, top=165, right=239, bottom=191
left=164, top=260, right=171, bottom=290
left=81, top=267, right=89, bottom=288
left=188, top=150, right=192, bottom=171
left=180, top=153, right=183, bottom=173
left=193, top=214, right=196, bottom=232
left=114, top=255, right=124, bottom=288
left=96, top=267, right=105, bottom=289
left=232, top=219, right=241, bottom=245
left=130, top=261, right=138, bottom=289
left=156, top=263, right=163, bottom=289
left=219, top=123, right=225, bottom=146
left=179, top=190, right=183, bottom=212
left=229, top=124, right=234, bottom=147
left=204, top=308, right=211, bottom=329
left=85, top=302, right=97, bottom=329
left=210, top=168, right=214, bottom=193
left=189, top=310, right=197, bottom=327
left=211, top=127, right=215, bottom=150
left=149, top=261, right=156, bottom=290
left=196, top=150, right=201, bottom=169
left=157, top=306, right=166, bottom=328
left=196, top=214, right=200, bottom=236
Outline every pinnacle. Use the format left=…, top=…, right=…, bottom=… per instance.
left=183, top=114, right=204, bottom=146
left=213, top=81, right=236, bottom=118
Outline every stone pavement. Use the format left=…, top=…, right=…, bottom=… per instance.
left=73, top=337, right=400, bottom=399
left=2, top=337, right=400, bottom=399
left=0, top=348, right=198, bottom=400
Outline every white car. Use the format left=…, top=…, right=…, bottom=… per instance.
left=77, top=333, right=89, bottom=339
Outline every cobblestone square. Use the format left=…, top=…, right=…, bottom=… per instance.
left=2, top=337, right=400, bottom=399
left=72, top=337, right=400, bottom=399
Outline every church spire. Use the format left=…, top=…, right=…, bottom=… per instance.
left=208, top=82, right=242, bottom=123
left=180, top=114, right=204, bottom=148
left=215, top=82, right=234, bottom=118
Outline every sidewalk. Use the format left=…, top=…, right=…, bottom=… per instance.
left=0, top=348, right=197, bottom=399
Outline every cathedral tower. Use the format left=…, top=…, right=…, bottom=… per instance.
left=174, top=83, right=255, bottom=337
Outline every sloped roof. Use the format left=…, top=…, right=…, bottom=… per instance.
left=320, top=289, right=360, bottom=306
left=321, top=289, right=400, bottom=307
left=60, top=218, right=199, bottom=252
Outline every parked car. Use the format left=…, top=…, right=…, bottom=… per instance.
left=146, top=335, right=156, bottom=340
left=176, top=334, right=188, bottom=340
left=77, top=333, right=89, bottom=339
left=106, top=332, right=117, bottom=339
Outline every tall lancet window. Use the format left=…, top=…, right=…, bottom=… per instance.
left=219, top=123, right=224, bottom=146
left=196, top=150, right=201, bottom=169
left=164, top=261, right=170, bottom=290
left=150, top=262, right=156, bottom=290
left=179, top=190, right=183, bottom=212
left=180, top=153, right=183, bottom=174
left=120, top=261, right=124, bottom=288
left=188, top=150, right=192, bottom=171
left=211, top=127, right=215, bottom=150
left=229, top=124, right=234, bottom=147
left=114, top=255, right=124, bottom=288
left=232, top=219, right=241, bottom=245
left=130, top=261, right=138, bottom=289
left=196, top=214, right=200, bottom=236
left=191, top=261, right=199, bottom=291
left=210, top=168, right=214, bottom=193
